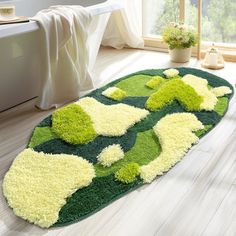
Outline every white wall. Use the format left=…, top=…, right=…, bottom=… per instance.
left=0, top=0, right=107, bottom=16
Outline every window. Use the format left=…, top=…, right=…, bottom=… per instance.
left=202, top=0, right=236, bottom=44
left=184, top=0, right=197, bottom=28
left=143, top=0, right=236, bottom=61
left=143, top=0, right=179, bottom=37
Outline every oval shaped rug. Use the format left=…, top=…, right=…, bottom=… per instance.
left=3, top=68, right=234, bottom=228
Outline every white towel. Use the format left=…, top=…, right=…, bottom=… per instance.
left=32, top=5, right=94, bottom=110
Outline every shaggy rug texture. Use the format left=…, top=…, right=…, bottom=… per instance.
left=3, top=68, right=234, bottom=228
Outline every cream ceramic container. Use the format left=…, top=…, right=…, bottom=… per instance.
left=0, top=6, right=16, bottom=19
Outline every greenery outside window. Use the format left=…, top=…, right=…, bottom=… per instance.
left=143, top=0, right=236, bottom=62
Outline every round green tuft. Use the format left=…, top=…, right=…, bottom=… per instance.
left=110, top=88, right=127, bottom=101
left=52, top=104, right=97, bottom=145
left=115, top=162, right=140, bottom=184
left=146, top=76, right=165, bottom=89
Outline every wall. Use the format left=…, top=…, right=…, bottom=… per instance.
left=0, top=0, right=107, bottom=16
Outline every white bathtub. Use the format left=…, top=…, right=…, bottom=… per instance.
left=0, top=0, right=121, bottom=112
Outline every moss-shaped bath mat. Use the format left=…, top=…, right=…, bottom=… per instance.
left=3, top=68, right=234, bottom=228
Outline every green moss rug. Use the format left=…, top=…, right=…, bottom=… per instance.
left=3, top=68, right=234, bottom=228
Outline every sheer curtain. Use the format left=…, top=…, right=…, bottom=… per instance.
left=102, top=0, right=144, bottom=49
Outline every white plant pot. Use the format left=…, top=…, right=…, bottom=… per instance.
left=169, top=47, right=192, bottom=63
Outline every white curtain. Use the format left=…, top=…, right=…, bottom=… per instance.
left=87, top=13, right=111, bottom=70
left=33, top=1, right=143, bottom=110
left=102, top=0, right=144, bottom=49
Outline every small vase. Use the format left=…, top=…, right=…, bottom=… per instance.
left=169, top=47, right=192, bottom=63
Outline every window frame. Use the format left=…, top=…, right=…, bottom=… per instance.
left=142, top=0, right=236, bottom=62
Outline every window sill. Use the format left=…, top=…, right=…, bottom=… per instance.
left=144, top=37, right=236, bottom=62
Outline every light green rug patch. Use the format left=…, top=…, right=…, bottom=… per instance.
left=207, top=84, right=212, bottom=89
left=214, top=97, right=228, bottom=116
left=146, top=79, right=203, bottom=111
left=95, top=129, right=161, bottom=177
left=195, top=125, right=213, bottom=137
left=52, top=104, right=97, bottom=145
left=115, top=74, right=155, bottom=96
left=146, top=76, right=165, bottom=89
left=115, top=162, right=140, bottom=184
left=28, top=127, right=57, bottom=148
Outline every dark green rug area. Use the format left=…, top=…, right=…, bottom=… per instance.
left=54, top=175, right=143, bottom=227
left=34, top=130, right=137, bottom=164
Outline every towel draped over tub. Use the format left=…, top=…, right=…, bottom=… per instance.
left=33, top=6, right=93, bottom=110
left=33, top=2, right=143, bottom=110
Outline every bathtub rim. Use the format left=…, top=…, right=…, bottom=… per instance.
left=0, top=1, right=123, bottom=39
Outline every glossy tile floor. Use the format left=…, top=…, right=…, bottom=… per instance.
left=0, top=47, right=236, bottom=236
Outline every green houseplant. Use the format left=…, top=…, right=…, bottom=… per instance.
left=162, top=22, right=198, bottom=63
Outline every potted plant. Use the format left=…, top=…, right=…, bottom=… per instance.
left=162, top=22, right=198, bottom=63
